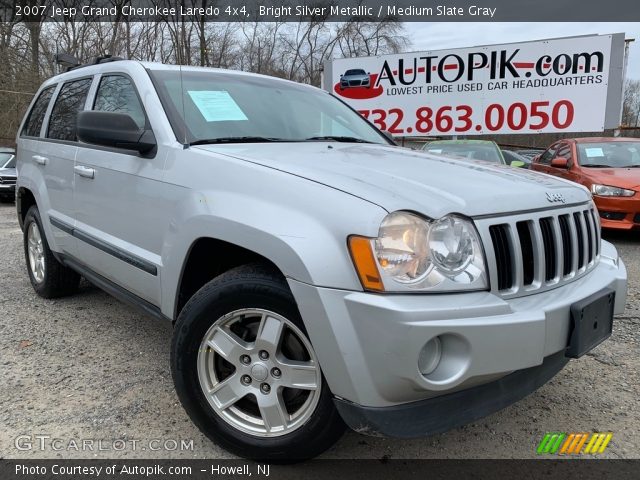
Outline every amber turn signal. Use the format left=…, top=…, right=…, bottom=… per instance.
left=348, top=236, right=384, bottom=292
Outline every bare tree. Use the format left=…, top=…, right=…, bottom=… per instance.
left=0, top=14, right=410, bottom=143
left=335, top=18, right=407, bottom=58
left=622, top=79, right=640, bottom=127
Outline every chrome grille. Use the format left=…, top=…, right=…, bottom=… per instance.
left=0, top=177, right=16, bottom=185
left=478, top=204, right=600, bottom=298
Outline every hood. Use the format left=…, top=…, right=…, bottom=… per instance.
left=0, top=167, right=16, bottom=177
left=195, top=143, right=591, bottom=218
left=580, top=167, right=640, bottom=190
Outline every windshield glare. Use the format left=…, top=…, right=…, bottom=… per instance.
left=150, top=70, right=386, bottom=145
left=424, top=143, right=503, bottom=163
left=577, top=142, right=640, bottom=168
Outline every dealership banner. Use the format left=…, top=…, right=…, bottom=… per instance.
left=324, top=34, right=626, bottom=136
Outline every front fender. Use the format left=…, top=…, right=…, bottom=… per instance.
left=159, top=186, right=387, bottom=318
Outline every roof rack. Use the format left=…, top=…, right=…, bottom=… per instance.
left=66, top=55, right=125, bottom=72
left=55, top=53, right=80, bottom=71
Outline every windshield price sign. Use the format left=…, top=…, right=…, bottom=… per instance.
left=325, top=34, right=625, bottom=136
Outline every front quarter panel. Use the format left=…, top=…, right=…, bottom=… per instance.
left=159, top=147, right=387, bottom=318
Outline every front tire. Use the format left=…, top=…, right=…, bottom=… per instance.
left=171, top=263, right=345, bottom=462
left=23, top=206, right=80, bottom=298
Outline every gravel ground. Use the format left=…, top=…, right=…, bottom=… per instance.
left=0, top=202, right=638, bottom=460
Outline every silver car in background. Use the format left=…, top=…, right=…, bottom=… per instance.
left=0, top=147, right=16, bottom=202
left=340, top=68, right=371, bottom=89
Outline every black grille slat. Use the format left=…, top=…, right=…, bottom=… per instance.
left=516, top=221, right=534, bottom=286
left=583, top=211, right=594, bottom=263
left=558, top=215, right=572, bottom=276
left=539, top=218, right=556, bottom=282
left=489, top=225, right=513, bottom=291
left=489, top=207, right=600, bottom=296
left=592, top=210, right=600, bottom=256
left=573, top=212, right=585, bottom=269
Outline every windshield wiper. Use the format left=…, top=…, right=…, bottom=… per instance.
left=582, top=164, right=613, bottom=168
left=304, top=135, right=376, bottom=144
left=622, top=164, right=640, bottom=168
left=189, top=136, right=292, bottom=146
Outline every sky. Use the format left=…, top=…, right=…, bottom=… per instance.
left=404, top=23, right=640, bottom=80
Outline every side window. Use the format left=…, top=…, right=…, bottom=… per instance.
left=538, top=145, right=558, bottom=165
left=47, top=78, right=92, bottom=141
left=21, top=86, right=55, bottom=137
left=93, top=75, right=146, bottom=128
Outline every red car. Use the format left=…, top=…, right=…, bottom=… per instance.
left=532, top=137, right=640, bottom=230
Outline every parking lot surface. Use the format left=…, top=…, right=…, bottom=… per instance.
left=0, top=203, right=638, bottom=459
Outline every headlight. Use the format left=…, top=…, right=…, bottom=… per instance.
left=349, top=212, right=487, bottom=292
left=591, top=184, right=635, bottom=197
left=374, top=212, right=431, bottom=283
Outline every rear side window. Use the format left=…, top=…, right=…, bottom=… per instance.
left=47, top=78, right=92, bottom=141
left=93, top=75, right=146, bottom=128
left=21, top=86, right=55, bottom=137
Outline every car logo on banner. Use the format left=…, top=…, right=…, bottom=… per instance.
left=334, top=72, right=383, bottom=99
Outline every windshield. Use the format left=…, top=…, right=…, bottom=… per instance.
left=0, top=153, right=14, bottom=168
left=424, top=143, right=504, bottom=163
left=345, top=69, right=366, bottom=76
left=577, top=142, right=640, bottom=168
left=149, top=70, right=387, bottom=145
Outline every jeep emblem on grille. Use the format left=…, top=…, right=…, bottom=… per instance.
left=546, top=192, right=566, bottom=203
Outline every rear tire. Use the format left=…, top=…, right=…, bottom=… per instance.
left=171, top=263, right=345, bottom=462
left=23, top=206, right=80, bottom=298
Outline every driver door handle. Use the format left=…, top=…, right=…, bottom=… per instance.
left=74, top=165, right=95, bottom=179
left=32, top=155, right=48, bottom=165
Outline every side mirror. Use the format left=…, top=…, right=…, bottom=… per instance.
left=77, top=111, right=156, bottom=154
left=510, top=160, right=526, bottom=168
left=339, top=74, right=343, bottom=77
left=550, top=157, right=569, bottom=168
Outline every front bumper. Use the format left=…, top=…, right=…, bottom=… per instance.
left=334, top=350, right=568, bottom=438
left=288, top=240, right=627, bottom=427
left=594, top=194, right=640, bottom=229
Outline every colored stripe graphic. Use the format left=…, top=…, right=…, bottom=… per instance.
left=573, top=433, right=590, bottom=454
left=584, top=433, right=613, bottom=454
left=537, top=433, right=565, bottom=454
left=539, top=432, right=612, bottom=455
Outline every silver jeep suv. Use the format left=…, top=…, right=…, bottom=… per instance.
left=16, top=58, right=627, bottom=461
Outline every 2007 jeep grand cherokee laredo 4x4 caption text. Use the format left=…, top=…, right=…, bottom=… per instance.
left=15, top=58, right=627, bottom=461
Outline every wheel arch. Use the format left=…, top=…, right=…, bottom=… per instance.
left=173, top=236, right=287, bottom=321
left=16, top=186, right=37, bottom=231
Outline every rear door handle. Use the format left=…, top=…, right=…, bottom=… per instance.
left=74, top=165, right=95, bottom=179
left=33, top=155, right=48, bottom=165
